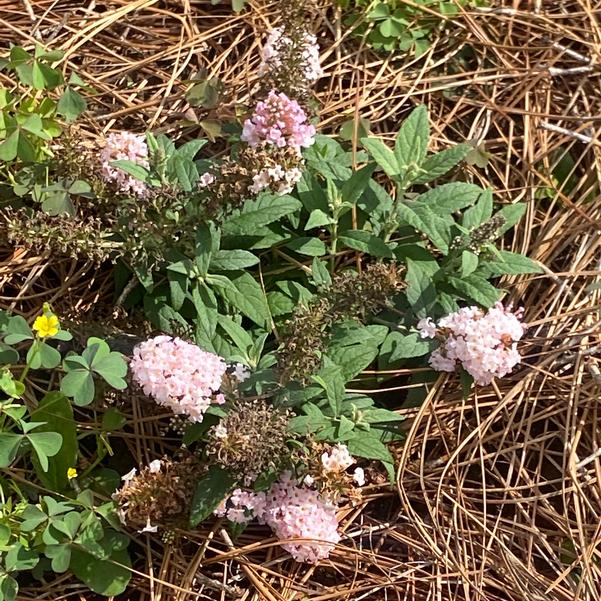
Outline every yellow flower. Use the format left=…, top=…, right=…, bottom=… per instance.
left=32, top=314, right=59, bottom=338
left=67, top=467, right=78, bottom=480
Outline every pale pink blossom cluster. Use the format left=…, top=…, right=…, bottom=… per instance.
left=100, top=131, right=149, bottom=197
left=258, top=27, right=323, bottom=82
left=417, top=303, right=526, bottom=386
left=198, top=172, right=215, bottom=188
left=249, top=164, right=303, bottom=195
left=321, top=444, right=354, bottom=473
left=130, top=335, right=227, bottom=422
left=321, top=444, right=365, bottom=487
left=241, top=91, right=315, bottom=152
left=215, top=473, right=340, bottom=563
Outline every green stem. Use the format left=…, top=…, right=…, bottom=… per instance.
left=19, top=340, right=40, bottom=383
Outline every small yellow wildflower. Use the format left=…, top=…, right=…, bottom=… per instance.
left=67, top=467, right=78, bottom=480
left=32, top=314, right=60, bottom=338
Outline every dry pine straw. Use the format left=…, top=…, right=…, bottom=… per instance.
left=2, top=0, right=601, bottom=599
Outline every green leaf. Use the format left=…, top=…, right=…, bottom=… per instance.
left=496, top=203, right=528, bottom=235
left=4, top=316, right=33, bottom=344
left=31, top=392, right=77, bottom=491
left=218, top=315, right=253, bottom=354
left=462, top=188, right=493, bottom=230
left=0, top=433, right=23, bottom=467
left=284, top=237, right=327, bottom=257
left=447, top=274, right=501, bottom=308
left=305, top=209, right=334, bottom=230
left=69, top=532, right=131, bottom=596
left=328, top=323, right=388, bottom=380
left=213, top=272, right=270, bottom=327
left=340, top=164, right=376, bottom=205
left=91, top=352, right=128, bottom=390
left=109, top=160, right=150, bottom=182
left=101, top=407, right=127, bottom=432
left=360, top=137, right=401, bottom=179
left=21, top=114, right=51, bottom=140
left=414, top=182, right=484, bottom=215
left=461, top=250, right=479, bottom=277
left=209, top=250, right=259, bottom=271
left=379, top=17, right=405, bottom=37
left=26, top=432, right=63, bottom=472
left=347, top=435, right=394, bottom=464
left=222, top=194, right=302, bottom=235
left=176, top=139, right=207, bottom=161
left=0, top=130, right=19, bottom=162
left=384, top=331, right=431, bottom=362
left=311, top=257, right=332, bottom=287
left=57, top=87, right=87, bottom=122
left=4, top=544, right=39, bottom=572
left=397, top=202, right=451, bottom=253
left=480, top=250, right=543, bottom=276
left=170, top=155, right=198, bottom=191
left=0, top=369, right=24, bottom=398
left=0, top=574, right=18, bottom=601
left=44, top=544, right=71, bottom=573
left=312, top=360, right=346, bottom=417
left=60, top=369, right=95, bottom=406
left=361, top=408, right=405, bottom=424
left=413, top=143, right=471, bottom=184
left=37, top=342, right=61, bottom=368
left=339, top=230, right=393, bottom=258
left=395, top=105, right=429, bottom=168
left=40, top=189, right=75, bottom=216
left=189, top=465, right=236, bottom=527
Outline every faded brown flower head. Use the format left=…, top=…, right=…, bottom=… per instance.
left=452, top=214, right=507, bottom=254
left=278, top=262, right=402, bottom=382
left=202, top=146, right=302, bottom=219
left=1, top=207, right=116, bottom=264
left=206, top=398, right=291, bottom=486
left=293, top=441, right=363, bottom=505
left=113, top=454, right=204, bottom=531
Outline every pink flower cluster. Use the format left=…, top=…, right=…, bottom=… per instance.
left=258, top=27, right=323, bottom=82
left=321, top=444, right=354, bottom=473
left=249, top=164, right=303, bottom=195
left=241, top=91, right=315, bottom=152
left=417, top=303, right=526, bottom=386
left=100, top=131, right=149, bottom=197
left=215, top=473, right=340, bottom=563
left=130, top=335, right=227, bottom=422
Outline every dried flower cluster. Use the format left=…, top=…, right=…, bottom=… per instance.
left=452, top=214, right=507, bottom=253
left=418, top=302, right=526, bottom=385
left=113, top=455, right=204, bottom=532
left=1, top=208, right=116, bottom=264
left=206, top=398, right=291, bottom=485
left=130, top=335, right=227, bottom=422
left=278, top=263, right=401, bottom=382
left=100, top=131, right=149, bottom=197
left=296, top=442, right=365, bottom=504
left=201, top=147, right=303, bottom=217
left=216, top=472, right=340, bottom=563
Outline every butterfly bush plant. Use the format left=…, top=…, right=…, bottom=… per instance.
left=0, top=0, right=543, bottom=583
left=99, top=1, right=540, bottom=567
